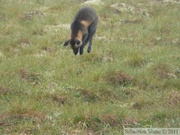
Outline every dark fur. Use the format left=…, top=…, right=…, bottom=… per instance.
left=64, top=7, right=98, bottom=55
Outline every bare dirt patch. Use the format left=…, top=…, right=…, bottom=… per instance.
left=153, top=63, right=176, bottom=79
left=103, top=71, right=134, bottom=86
left=101, top=114, right=121, bottom=126
left=163, top=91, right=180, bottom=107
left=51, top=95, right=71, bottom=106
left=19, top=68, right=41, bottom=85
left=0, top=86, right=10, bottom=95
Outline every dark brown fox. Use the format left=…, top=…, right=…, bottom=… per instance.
left=64, top=7, right=98, bottom=55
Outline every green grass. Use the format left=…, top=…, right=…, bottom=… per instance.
left=0, top=0, right=180, bottom=134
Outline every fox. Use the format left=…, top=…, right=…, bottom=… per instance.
left=63, top=7, right=98, bottom=55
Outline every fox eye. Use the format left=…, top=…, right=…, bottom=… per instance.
left=76, top=40, right=81, bottom=45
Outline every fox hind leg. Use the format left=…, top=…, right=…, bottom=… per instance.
left=87, top=21, right=97, bottom=53
left=87, top=29, right=96, bottom=53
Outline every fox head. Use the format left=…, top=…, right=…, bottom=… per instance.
left=63, top=20, right=87, bottom=55
left=63, top=38, right=82, bottom=55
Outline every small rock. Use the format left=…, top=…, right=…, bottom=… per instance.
left=82, top=0, right=103, bottom=5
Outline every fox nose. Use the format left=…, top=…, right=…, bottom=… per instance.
left=73, top=49, right=79, bottom=55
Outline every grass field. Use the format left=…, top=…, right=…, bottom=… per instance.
left=0, top=0, right=179, bottom=134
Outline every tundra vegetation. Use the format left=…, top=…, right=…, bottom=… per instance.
left=0, top=0, right=179, bottom=134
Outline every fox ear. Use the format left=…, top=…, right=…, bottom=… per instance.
left=63, top=39, right=70, bottom=46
